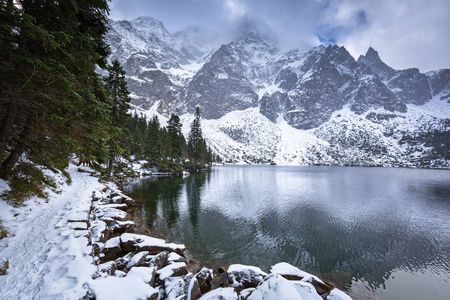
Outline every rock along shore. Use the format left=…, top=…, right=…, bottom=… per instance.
left=86, top=174, right=352, bottom=300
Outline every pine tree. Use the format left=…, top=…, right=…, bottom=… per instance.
left=144, top=115, right=161, bottom=166
left=167, top=114, right=183, bottom=161
left=188, top=107, right=203, bottom=166
left=104, top=59, right=131, bottom=178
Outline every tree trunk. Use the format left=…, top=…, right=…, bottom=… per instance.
left=0, top=100, right=19, bottom=159
left=0, top=113, right=33, bottom=179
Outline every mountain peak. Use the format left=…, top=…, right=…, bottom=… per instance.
left=365, top=47, right=380, bottom=61
left=234, top=16, right=274, bottom=44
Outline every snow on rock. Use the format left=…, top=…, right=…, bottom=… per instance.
left=120, top=232, right=185, bottom=254
left=156, top=261, right=188, bottom=280
left=247, top=274, right=315, bottom=300
left=291, top=281, right=323, bottom=300
left=328, top=288, right=353, bottom=300
left=87, top=267, right=158, bottom=300
left=199, top=287, right=238, bottom=300
left=167, top=251, right=186, bottom=263
left=271, top=262, right=324, bottom=284
left=92, top=206, right=127, bottom=221
left=126, top=251, right=149, bottom=269
left=227, top=263, right=267, bottom=288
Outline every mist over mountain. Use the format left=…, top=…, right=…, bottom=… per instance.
left=106, top=16, right=450, bottom=168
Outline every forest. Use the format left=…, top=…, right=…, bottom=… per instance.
left=0, top=0, right=216, bottom=204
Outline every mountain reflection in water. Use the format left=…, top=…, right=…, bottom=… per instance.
left=123, top=166, right=450, bottom=300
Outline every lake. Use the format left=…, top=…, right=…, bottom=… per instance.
left=123, top=165, right=450, bottom=300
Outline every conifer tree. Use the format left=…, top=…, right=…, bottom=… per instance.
left=144, top=115, right=161, bottom=166
left=167, top=114, right=183, bottom=161
left=104, top=59, right=131, bottom=177
left=188, top=107, right=203, bottom=166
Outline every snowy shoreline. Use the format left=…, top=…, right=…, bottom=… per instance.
left=0, top=165, right=351, bottom=299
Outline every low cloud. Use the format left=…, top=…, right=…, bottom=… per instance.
left=109, top=0, right=450, bottom=72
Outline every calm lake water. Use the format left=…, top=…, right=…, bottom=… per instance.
left=123, top=165, right=450, bottom=300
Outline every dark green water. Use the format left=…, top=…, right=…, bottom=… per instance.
left=123, top=165, right=450, bottom=300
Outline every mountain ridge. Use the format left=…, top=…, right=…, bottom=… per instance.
left=106, top=16, right=450, bottom=168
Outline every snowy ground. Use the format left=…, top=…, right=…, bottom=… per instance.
left=0, top=165, right=103, bottom=299
left=0, top=164, right=352, bottom=299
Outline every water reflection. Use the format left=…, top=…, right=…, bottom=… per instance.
left=123, top=166, right=450, bottom=300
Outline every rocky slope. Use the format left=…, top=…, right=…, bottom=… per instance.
left=106, top=17, right=450, bottom=168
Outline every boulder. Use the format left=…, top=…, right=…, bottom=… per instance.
left=115, top=252, right=134, bottom=270
left=211, top=271, right=231, bottom=290
left=0, top=258, right=9, bottom=275
left=227, top=264, right=267, bottom=288
left=90, top=220, right=109, bottom=243
left=126, top=251, right=149, bottom=269
left=87, top=267, right=158, bottom=300
left=195, top=267, right=215, bottom=294
left=167, top=252, right=187, bottom=263
left=247, top=274, right=305, bottom=300
left=92, top=206, right=127, bottom=221
left=327, top=288, right=353, bottom=300
left=100, top=237, right=122, bottom=261
left=156, top=262, right=188, bottom=280
left=98, top=261, right=117, bottom=276
left=270, top=262, right=334, bottom=295
left=199, top=287, right=238, bottom=300
left=119, top=233, right=185, bottom=254
left=152, top=251, right=169, bottom=270
left=187, top=277, right=201, bottom=300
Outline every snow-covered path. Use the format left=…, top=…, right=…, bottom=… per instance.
left=0, top=165, right=103, bottom=299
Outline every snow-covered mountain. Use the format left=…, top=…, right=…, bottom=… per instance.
left=106, top=17, right=450, bottom=168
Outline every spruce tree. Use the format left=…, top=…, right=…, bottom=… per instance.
left=167, top=114, right=183, bottom=161
left=104, top=59, right=131, bottom=178
left=188, top=107, right=203, bottom=166
left=144, top=115, right=161, bottom=166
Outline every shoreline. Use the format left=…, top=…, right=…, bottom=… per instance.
left=0, top=165, right=352, bottom=299
left=89, top=174, right=352, bottom=299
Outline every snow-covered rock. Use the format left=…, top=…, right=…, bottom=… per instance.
left=199, top=287, right=238, bottom=300
left=271, top=262, right=324, bottom=284
left=120, top=233, right=185, bottom=254
left=247, top=274, right=321, bottom=300
left=227, top=263, right=267, bottom=288
left=156, top=261, right=188, bottom=280
left=328, top=288, right=353, bottom=300
left=87, top=267, right=158, bottom=300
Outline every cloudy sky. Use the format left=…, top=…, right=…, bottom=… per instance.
left=109, top=0, right=450, bottom=72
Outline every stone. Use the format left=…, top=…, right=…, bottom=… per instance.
left=0, top=258, right=9, bottom=275
left=198, top=287, right=238, bottom=300
left=119, top=233, right=185, bottom=255
left=195, top=267, right=215, bottom=294
left=327, top=288, right=353, bottom=300
left=247, top=274, right=305, bottom=300
left=156, top=262, right=188, bottom=281
left=227, top=264, right=267, bottom=288
left=187, top=277, right=201, bottom=300
left=152, top=251, right=169, bottom=270
left=126, top=251, right=149, bottom=269
left=100, top=237, right=122, bottom=261
left=115, top=252, right=134, bottom=270
left=187, top=258, right=202, bottom=274
left=211, top=271, right=231, bottom=290
left=98, top=261, right=117, bottom=276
